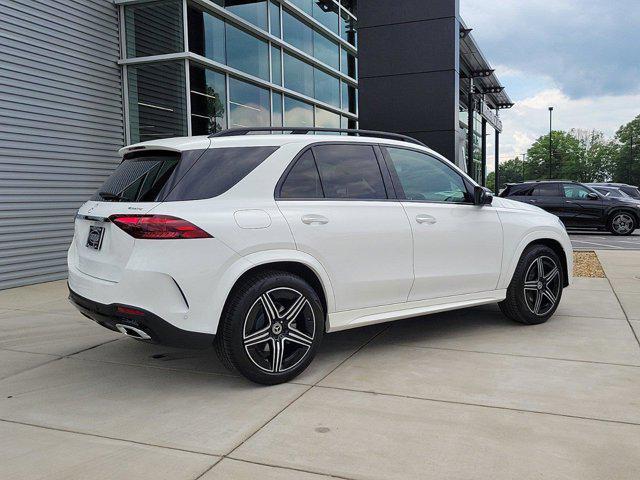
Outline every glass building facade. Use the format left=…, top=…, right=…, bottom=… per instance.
left=121, top=0, right=358, bottom=144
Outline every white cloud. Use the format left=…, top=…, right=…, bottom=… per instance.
left=496, top=89, right=640, bottom=164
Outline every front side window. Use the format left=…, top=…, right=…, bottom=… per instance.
left=563, top=184, right=594, bottom=199
left=385, top=147, right=469, bottom=203
left=313, top=144, right=387, bottom=200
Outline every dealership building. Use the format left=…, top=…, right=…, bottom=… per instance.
left=0, top=0, right=511, bottom=289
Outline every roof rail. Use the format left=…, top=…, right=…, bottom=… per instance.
left=209, top=127, right=427, bottom=147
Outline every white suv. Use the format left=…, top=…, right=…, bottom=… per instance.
left=68, top=128, right=572, bottom=384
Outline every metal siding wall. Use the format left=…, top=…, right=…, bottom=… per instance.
left=0, top=0, right=123, bottom=290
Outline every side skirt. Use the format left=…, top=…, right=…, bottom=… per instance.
left=327, top=290, right=507, bottom=332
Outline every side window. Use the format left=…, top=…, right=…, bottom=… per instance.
left=562, top=184, right=592, bottom=199
left=279, top=150, right=323, bottom=199
left=312, top=144, right=387, bottom=200
left=385, top=147, right=469, bottom=203
left=532, top=183, right=560, bottom=197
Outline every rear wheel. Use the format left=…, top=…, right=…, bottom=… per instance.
left=499, top=245, right=563, bottom=325
left=608, top=212, right=636, bottom=236
left=215, top=271, right=324, bottom=385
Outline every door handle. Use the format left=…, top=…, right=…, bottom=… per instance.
left=301, top=214, right=329, bottom=225
left=415, top=214, right=437, bottom=225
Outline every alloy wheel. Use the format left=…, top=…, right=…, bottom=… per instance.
left=242, top=287, right=316, bottom=373
left=523, top=256, right=561, bottom=316
left=612, top=214, right=634, bottom=235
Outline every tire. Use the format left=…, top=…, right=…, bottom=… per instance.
left=499, top=245, right=564, bottom=325
left=608, top=211, right=636, bottom=236
left=214, top=270, right=324, bottom=385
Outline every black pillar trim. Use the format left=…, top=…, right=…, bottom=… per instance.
left=467, top=77, right=474, bottom=176
left=481, top=117, right=487, bottom=186
left=494, top=129, right=500, bottom=192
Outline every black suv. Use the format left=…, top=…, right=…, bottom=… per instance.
left=500, top=181, right=639, bottom=235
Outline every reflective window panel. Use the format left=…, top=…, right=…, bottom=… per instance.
left=315, top=107, right=340, bottom=129
left=340, top=9, right=356, bottom=46
left=271, top=45, right=282, bottom=85
left=225, top=0, right=268, bottom=30
left=313, top=30, right=339, bottom=70
left=127, top=62, right=187, bottom=143
left=188, top=6, right=226, bottom=64
left=315, top=68, right=340, bottom=108
left=313, top=0, right=339, bottom=34
left=284, top=52, right=314, bottom=97
left=283, top=9, right=313, bottom=56
left=284, top=96, right=314, bottom=127
left=229, top=77, right=271, bottom=127
left=190, top=64, right=227, bottom=135
left=125, top=0, right=184, bottom=58
left=226, top=23, right=270, bottom=80
left=272, top=91, right=283, bottom=126
left=269, top=0, right=281, bottom=37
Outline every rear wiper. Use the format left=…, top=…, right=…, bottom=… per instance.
left=98, top=191, right=125, bottom=201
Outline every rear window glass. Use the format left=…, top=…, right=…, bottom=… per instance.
left=503, top=184, right=533, bottom=197
left=92, top=151, right=183, bottom=202
left=93, top=146, right=278, bottom=202
left=279, top=150, right=324, bottom=199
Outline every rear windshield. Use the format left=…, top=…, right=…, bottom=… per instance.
left=93, top=146, right=278, bottom=202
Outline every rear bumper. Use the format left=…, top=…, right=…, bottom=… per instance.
left=68, top=287, right=215, bottom=349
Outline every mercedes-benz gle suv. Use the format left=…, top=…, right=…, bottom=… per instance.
left=68, top=128, right=573, bottom=384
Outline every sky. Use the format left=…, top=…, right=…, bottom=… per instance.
left=460, top=0, right=640, bottom=172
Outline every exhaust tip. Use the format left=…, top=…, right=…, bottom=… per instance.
left=115, top=324, right=151, bottom=340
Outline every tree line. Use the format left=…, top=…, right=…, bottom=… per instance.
left=487, top=114, right=640, bottom=192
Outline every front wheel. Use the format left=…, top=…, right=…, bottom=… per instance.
left=608, top=212, right=636, bottom=236
left=215, top=271, right=324, bottom=385
left=499, top=245, right=564, bottom=325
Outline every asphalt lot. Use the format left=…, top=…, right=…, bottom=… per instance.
left=570, top=230, right=640, bottom=250
left=1, top=250, right=639, bottom=479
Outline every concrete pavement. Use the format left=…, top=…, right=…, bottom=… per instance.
left=1, top=251, right=639, bottom=479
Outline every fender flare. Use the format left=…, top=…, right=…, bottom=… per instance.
left=498, top=229, right=572, bottom=290
left=207, top=249, right=336, bottom=333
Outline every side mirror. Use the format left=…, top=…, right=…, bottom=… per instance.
left=587, top=192, right=599, bottom=200
left=474, top=185, right=493, bottom=206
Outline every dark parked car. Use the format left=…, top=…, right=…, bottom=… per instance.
left=500, top=180, right=639, bottom=235
left=588, top=182, right=640, bottom=199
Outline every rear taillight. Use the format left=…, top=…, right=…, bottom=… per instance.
left=109, top=215, right=212, bottom=239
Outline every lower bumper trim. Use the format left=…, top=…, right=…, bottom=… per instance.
left=68, top=287, right=215, bottom=349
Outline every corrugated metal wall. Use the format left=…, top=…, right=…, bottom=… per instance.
left=0, top=0, right=124, bottom=290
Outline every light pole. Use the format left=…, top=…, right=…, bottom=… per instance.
left=630, top=132, right=634, bottom=184
left=548, top=106, right=554, bottom=179
left=521, top=153, right=526, bottom=182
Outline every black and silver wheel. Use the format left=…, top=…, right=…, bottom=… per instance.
left=499, top=245, right=564, bottom=325
left=215, top=271, right=324, bottom=384
left=608, top=212, right=636, bottom=236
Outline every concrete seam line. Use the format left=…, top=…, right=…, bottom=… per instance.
left=210, top=325, right=393, bottom=474
left=222, top=457, right=358, bottom=480
left=313, top=384, right=640, bottom=427
left=596, top=250, right=640, bottom=349
left=0, top=418, right=220, bottom=457
left=373, top=343, right=640, bottom=368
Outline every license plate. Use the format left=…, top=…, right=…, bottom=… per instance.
left=86, top=226, right=105, bottom=250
